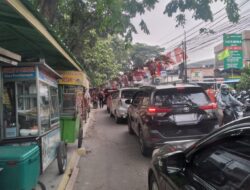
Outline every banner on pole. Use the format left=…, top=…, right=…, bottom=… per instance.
left=223, top=34, right=243, bottom=69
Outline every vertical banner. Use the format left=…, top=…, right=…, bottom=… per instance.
left=223, top=34, right=243, bottom=69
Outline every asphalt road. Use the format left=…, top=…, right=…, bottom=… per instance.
left=74, top=107, right=151, bottom=190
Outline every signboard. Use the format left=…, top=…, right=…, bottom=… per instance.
left=191, top=70, right=203, bottom=81
left=160, top=70, right=167, bottom=78
left=41, top=127, right=60, bottom=172
left=58, top=71, right=85, bottom=86
left=39, top=70, right=58, bottom=87
left=3, top=67, right=36, bottom=79
left=165, top=47, right=188, bottom=67
left=223, top=34, right=243, bottom=69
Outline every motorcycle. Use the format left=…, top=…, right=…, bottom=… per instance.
left=223, top=105, right=244, bottom=125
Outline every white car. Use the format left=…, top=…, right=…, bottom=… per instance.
left=110, top=88, right=138, bottom=123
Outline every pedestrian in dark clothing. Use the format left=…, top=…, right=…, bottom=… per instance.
left=98, top=91, right=104, bottom=108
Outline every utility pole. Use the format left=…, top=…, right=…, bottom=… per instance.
left=183, top=30, right=188, bottom=83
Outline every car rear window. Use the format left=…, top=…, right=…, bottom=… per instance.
left=153, top=87, right=210, bottom=107
left=121, top=90, right=138, bottom=99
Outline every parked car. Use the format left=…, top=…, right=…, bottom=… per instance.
left=148, top=116, right=250, bottom=190
left=106, top=89, right=118, bottom=113
left=103, top=88, right=117, bottom=104
left=126, top=84, right=218, bottom=156
left=110, top=88, right=138, bottom=123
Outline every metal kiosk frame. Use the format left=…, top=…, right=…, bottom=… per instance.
left=0, top=61, right=67, bottom=175
left=58, top=71, right=87, bottom=148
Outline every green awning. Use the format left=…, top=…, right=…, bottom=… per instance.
left=0, top=0, right=84, bottom=71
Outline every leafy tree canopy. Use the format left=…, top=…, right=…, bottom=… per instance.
left=29, top=0, right=240, bottom=86
left=82, top=35, right=122, bottom=86
left=237, top=67, right=250, bottom=90
left=130, top=43, right=165, bottom=68
left=164, top=0, right=239, bottom=27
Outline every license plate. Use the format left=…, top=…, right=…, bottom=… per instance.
left=174, top=114, right=197, bottom=122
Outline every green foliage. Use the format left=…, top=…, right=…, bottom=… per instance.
left=110, top=36, right=132, bottom=72
left=237, top=67, right=250, bottom=90
left=130, top=43, right=165, bottom=68
left=28, top=0, right=241, bottom=86
left=164, top=0, right=240, bottom=27
left=82, top=35, right=122, bottom=86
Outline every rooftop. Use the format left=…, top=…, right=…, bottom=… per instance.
left=0, top=0, right=84, bottom=72
left=140, top=83, right=200, bottom=90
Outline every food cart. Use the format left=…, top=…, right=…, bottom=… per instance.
left=0, top=61, right=67, bottom=190
left=58, top=71, right=88, bottom=148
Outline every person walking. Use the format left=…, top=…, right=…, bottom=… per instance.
left=98, top=91, right=104, bottom=108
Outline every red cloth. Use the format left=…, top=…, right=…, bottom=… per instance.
left=206, top=89, right=216, bottom=103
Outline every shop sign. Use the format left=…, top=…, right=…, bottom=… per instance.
left=58, top=71, right=85, bottom=86
left=3, top=67, right=36, bottom=79
left=41, top=128, right=60, bottom=172
left=160, top=70, right=167, bottom=78
left=39, top=70, right=58, bottom=87
left=191, top=70, right=203, bottom=81
left=165, top=47, right=188, bottom=67
left=223, top=34, right=243, bottom=69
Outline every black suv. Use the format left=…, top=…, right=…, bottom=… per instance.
left=126, top=83, right=218, bottom=156
left=148, top=117, right=250, bottom=190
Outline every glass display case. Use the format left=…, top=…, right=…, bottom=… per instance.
left=61, top=86, right=77, bottom=114
left=17, top=81, right=38, bottom=136
left=0, top=62, right=67, bottom=174
left=1, top=63, right=60, bottom=138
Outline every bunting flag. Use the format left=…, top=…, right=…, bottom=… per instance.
left=217, top=49, right=230, bottom=61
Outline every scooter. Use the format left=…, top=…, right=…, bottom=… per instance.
left=223, top=105, right=244, bottom=124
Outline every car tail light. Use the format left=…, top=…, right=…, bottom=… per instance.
left=199, top=103, right=217, bottom=110
left=147, top=107, right=172, bottom=116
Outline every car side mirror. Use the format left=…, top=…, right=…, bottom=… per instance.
left=125, top=99, right=131, bottom=104
left=162, top=151, right=186, bottom=174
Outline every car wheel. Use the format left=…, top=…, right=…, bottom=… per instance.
left=149, top=174, right=159, bottom=190
left=139, top=129, right=152, bottom=157
left=128, top=118, right=134, bottom=135
left=115, top=111, right=122, bottom=124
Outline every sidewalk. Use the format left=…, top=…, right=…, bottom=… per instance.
left=37, top=110, right=96, bottom=190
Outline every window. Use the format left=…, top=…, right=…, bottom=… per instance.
left=17, top=81, right=38, bottom=132
left=50, top=87, right=59, bottom=125
left=141, top=92, right=150, bottom=107
left=39, top=82, right=50, bottom=132
left=61, top=86, right=76, bottom=112
left=121, top=90, right=138, bottom=99
left=112, top=91, right=119, bottom=99
left=132, top=92, right=145, bottom=106
left=154, top=88, right=209, bottom=107
left=191, top=136, right=250, bottom=190
left=3, top=82, right=17, bottom=138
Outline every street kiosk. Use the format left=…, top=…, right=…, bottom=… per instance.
left=0, top=61, right=67, bottom=190
left=58, top=71, right=87, bottom=148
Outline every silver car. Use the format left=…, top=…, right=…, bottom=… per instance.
left=110, top=88, right=138, bottom=123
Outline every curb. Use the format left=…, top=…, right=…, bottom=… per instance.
left=57, top=149, right=83, bottom=190
left=56, top=110, right=96, bottom=190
